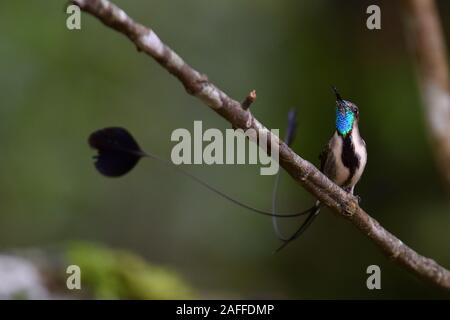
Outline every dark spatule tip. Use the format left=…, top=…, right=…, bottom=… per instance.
left=88, top=127, right=144, bottom=177
left=285, top=108, right=298, bottom=147
left=287, top=108, right=297, bottom=123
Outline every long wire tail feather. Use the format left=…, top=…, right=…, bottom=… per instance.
left=142, top=151, right=312, bottom=218
left=271, top=169, right=318, bottom=240
left=89, top=126, right=312, bottom=218
left=271, top=171, right=285, bottom=239
left=273, top=203, right=321, bottom=253
left=272, top=107, right=312, bottom=238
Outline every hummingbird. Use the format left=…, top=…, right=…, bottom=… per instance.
left=274, top=87, right=367, bottom=252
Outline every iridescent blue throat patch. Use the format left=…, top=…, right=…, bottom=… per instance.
left=336, top=108, right=354, bottom=136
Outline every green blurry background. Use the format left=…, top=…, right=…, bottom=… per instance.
left=0, top=0, right=449, bottom=299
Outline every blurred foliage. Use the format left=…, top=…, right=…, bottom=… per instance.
left=66, top=243, right=195, bottom=299
left=0, top=0, right=449, bottom=299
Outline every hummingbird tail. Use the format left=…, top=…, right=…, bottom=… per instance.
left=273, top=201, right=322, bottom=253
left=143, top=151, right=312, bottom=218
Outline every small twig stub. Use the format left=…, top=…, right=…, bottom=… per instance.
left=241, top=90, right=257, bottom=110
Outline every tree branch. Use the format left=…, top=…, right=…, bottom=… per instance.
left=402, top=0, right=450, bottom=191
left=72, top=0, right=450, bottom=291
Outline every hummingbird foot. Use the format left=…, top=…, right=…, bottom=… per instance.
left=343, top=186, right=362, bottom=204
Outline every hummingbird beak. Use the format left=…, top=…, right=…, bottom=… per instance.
left=332, top=86, right=346, bottom=115
left=332, top=86, right=343, bottom=102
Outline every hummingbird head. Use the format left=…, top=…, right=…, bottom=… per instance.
left=333, top=87, right=359, bottom=137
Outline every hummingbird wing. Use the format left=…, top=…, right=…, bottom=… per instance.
left=319, top=143, right=331, bottom=173
left=319, top=138, right=338, bottom=182
left=319, top=147, right=328, bottom=172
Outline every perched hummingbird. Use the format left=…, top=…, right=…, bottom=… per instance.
left=275, top=87, right=367, bottom=252
left=322, top=87, right=367, bottom=194
left=88, top=88, right=366, bottom=252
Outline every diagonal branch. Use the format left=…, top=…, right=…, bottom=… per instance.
left=72, top=0, right=450, bottom=291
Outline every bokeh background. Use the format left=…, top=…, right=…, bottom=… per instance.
left=0, top=0, right=450, bottom=299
